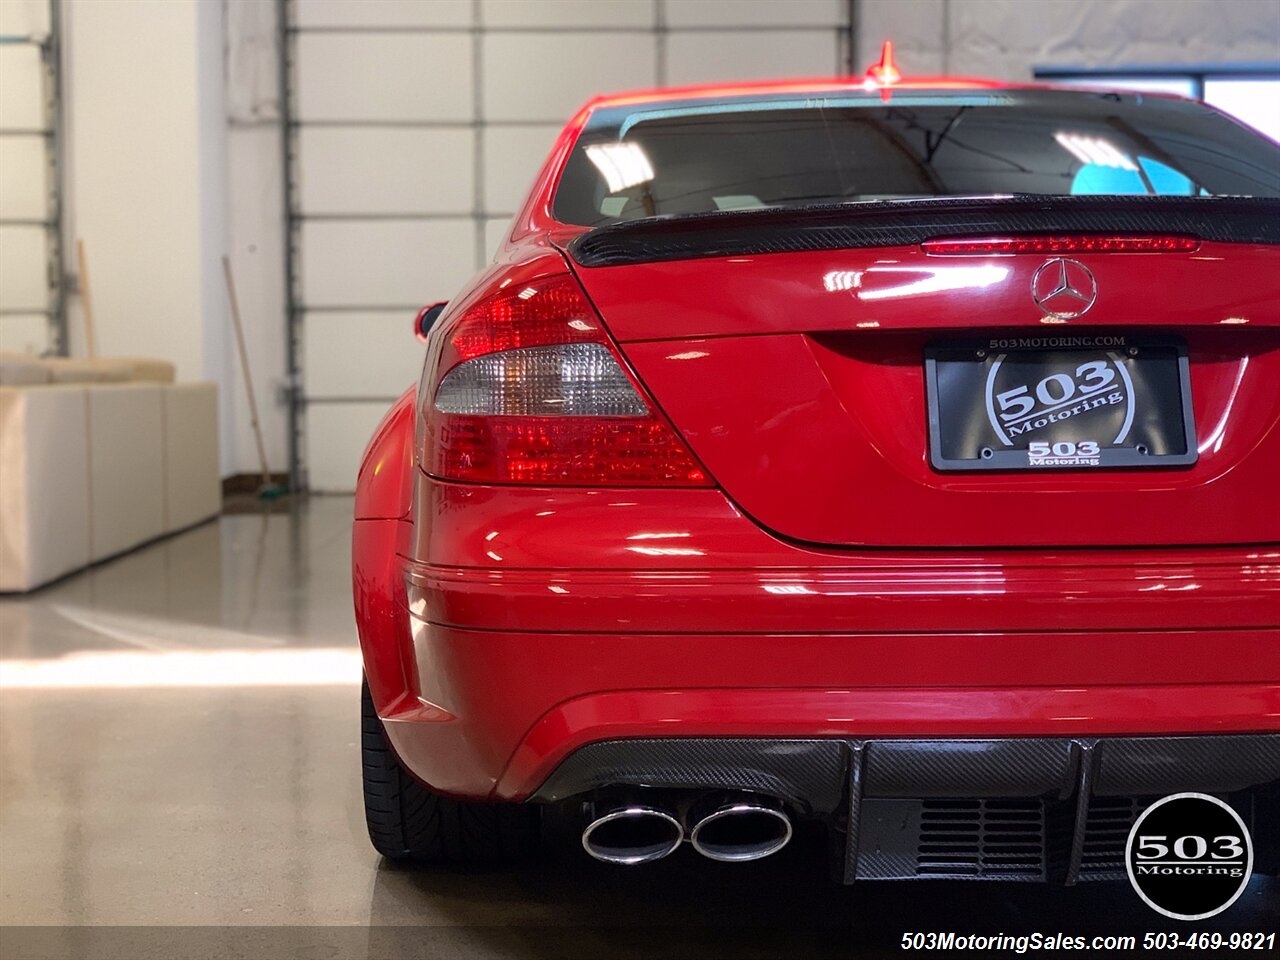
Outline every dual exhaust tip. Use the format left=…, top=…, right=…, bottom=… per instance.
left=581, top=796, right=793, bottom=865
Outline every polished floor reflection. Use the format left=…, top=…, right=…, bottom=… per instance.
left=1, top=498, right=1275, bottom=958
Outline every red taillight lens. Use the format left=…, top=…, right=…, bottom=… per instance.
left=434, top=416, right=708, bottom=486
left=440, top=275, right=601, bottom=366
left=425, top=274, right=710, bottom=486
left=922, top=235, right=1201, bottom=255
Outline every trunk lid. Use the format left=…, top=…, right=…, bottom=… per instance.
left=569, top=228, right=1280, bottom=548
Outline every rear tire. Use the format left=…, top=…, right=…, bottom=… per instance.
left=361, top=678, right=539, bottom=864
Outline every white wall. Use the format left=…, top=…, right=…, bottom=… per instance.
left=225, top=0, right=289, bottom=479
left=61, top=0, right=235, bottom=472
left=196, top=0, right=233, bottom=473
left=857, top=0, right=1280, bottom=78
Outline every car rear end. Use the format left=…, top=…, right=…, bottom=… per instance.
left=360, top=81, right=1280, bottom=880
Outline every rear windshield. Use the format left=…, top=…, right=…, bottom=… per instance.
left=553, top=90, right=1280, bottom=227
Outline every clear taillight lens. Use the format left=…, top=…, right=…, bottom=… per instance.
left=434, top=343, right=649, bottom=417
left=424, top=274, right=710, bottom=486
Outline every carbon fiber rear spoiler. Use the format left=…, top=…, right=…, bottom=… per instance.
left=566, top=196, right=1280, bottom=267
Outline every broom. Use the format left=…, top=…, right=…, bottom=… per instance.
left=221, top=255, right=287, bottom=500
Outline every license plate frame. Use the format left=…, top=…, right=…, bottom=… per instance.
left=925, top=334, right=1198, bottom=472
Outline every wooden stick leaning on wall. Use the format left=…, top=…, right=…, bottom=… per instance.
left=76, top=238, right=99, bottom=358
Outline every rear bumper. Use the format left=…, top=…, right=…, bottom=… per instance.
left=353, top=497, right=1280, bottom=809
left=380, top=611, right=1280, bottom=802
left=404, top=480, right=1280, bottom=635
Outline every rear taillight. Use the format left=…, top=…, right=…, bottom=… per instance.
left=424, top=273, right=710, bottom=486
left=922, top=235, right=1200, bottom=255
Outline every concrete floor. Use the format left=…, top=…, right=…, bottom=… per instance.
left=1, top=498, right=1275, bottom=958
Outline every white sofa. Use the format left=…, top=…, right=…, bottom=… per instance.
left=0, top=354, right=220, bottom=592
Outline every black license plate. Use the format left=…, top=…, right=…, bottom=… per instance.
left=925, top=335, right=1197, bottom=471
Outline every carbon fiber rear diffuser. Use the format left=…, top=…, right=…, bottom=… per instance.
left=530, top=735, right=1280, bottom=883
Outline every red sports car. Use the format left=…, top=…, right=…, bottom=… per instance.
left=353, top=56, right=1280, bottom=882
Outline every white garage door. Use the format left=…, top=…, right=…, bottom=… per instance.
left=286, top=0, right=851, bottom=491
left=0, top=0, right=62, bottom=357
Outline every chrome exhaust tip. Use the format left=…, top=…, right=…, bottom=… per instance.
left=689, top=800, right=793, bottom=862
left=581, top=805, right=683, bottom=865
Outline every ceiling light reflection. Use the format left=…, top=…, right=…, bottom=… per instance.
left=823, top=270, right=863, bottom=292
left=0, top=649, right=363, bottom=690
left=586, top=142, right=655, bottom=192
left=857, top=265, right=1008, bottom=301
left=1054, top=132, right=1138, bottom=170
left=666, top=351, right=710, bottom=361
left=1198, top=356, right=1249, bottom=454
left=626, top=546, right=704, bottom=556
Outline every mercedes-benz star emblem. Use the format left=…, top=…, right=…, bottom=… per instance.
left=1031, top=258, right=1097, bottom=319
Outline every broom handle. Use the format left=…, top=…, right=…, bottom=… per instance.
left=221, top=255, right=272, bottom=487
left=76, top=239, right=99, bottom=358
